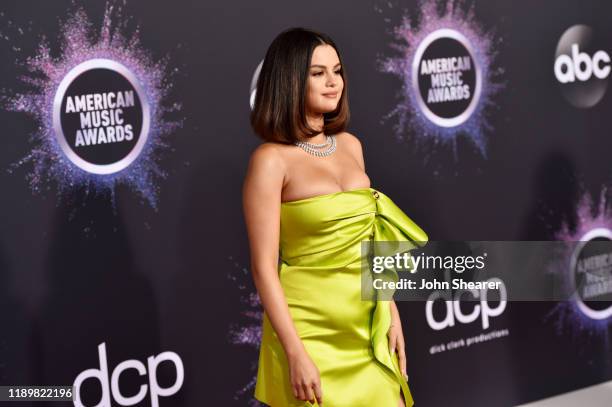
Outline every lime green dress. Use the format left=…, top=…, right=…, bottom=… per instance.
left=254, top=187, right=428, bottom=407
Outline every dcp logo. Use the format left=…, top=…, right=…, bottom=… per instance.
left=554, top=25, right=611, bottom=108
left=73, top=342, right=184, bottom=407
left=425, top=277, right=507, bottom=330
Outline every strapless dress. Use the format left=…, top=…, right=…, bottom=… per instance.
left=254, top=187, right=428, bottom=407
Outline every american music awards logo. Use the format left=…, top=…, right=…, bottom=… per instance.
left=377, top=0, right=504, bottom=158
left=1, top=1, right=183, bottom=208
left=547, top=190, right=612, bottom=351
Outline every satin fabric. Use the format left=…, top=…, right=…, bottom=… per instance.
left=254, top=187, right=428, bottom=407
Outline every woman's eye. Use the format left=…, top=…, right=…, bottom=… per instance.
left=312, top=72, right=323, bottom=76
left=334, top=70, right=342, bottom=75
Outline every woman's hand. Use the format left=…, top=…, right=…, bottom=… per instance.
left=287, top=348, right=323, bottom=405
left=388, top=301, right=408, bottom=381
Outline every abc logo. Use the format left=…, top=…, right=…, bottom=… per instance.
left=554, top=45, right=610, bottom=83
left=73, top=342, right=184, bottom=407
left=425, top=277, right=507, bottom=330
left=554, top=25, right=610, bottom=108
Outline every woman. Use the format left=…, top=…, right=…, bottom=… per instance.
left=242, top=27, right=428, bottom=407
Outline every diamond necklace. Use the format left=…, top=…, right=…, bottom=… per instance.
left=294, top=135, right=336, bottom=157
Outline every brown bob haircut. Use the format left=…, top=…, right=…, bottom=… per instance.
left=250, top=27, right=350, bottom=144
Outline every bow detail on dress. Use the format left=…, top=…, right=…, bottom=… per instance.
left=368, top=189, right=428, bottom=407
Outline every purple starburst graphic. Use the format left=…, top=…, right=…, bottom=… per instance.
left=545, top=189, right=612, bottom=347
left=227, top=255, right=264, bottom=406
left=1, top=1, right=182, bottom=209
left=377, top=0, right=503, bottom=158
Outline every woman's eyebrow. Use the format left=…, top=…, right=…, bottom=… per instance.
left=310, top=63, right=342, bottom=68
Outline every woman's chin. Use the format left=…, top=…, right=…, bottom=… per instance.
left=314, top=103, right=339, bottom=114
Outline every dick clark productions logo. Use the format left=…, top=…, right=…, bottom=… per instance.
left=53, top=58, right=150, bottom=174
left=73, top=342, right=184, bottom=407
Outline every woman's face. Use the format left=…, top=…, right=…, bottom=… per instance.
left=305, top=44, right=344, bottom=115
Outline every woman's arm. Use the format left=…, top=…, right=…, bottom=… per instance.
left=242, top=144, right=304, bottom=357
left=242, top=144, right=322, bottom=405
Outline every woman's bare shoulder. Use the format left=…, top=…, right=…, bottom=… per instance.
left=247, top=142, right=288, bottom=175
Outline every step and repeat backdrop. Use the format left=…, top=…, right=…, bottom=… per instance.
left=1, top=0, right=611, bottom=406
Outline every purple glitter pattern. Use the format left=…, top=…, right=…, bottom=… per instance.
left=377, top=0, right=504, bottom=158
left=227, top=255, right=264, bottom=406
left=1, top=1, right=182, bottom=209
left=545, top=190, right=612, bottom=346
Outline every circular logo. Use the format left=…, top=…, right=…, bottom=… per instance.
left=554, top=25, right=610, bottom=108
left=569, top=228, right=612, bottom=320
left=249, top=60, right=263, bottom=110
left=53, top=59, right=150, bottom=174
left=412, top=29, right=482, bottom=127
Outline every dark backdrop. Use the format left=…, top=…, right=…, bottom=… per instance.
left=0, top=0, right=611, bottom=406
